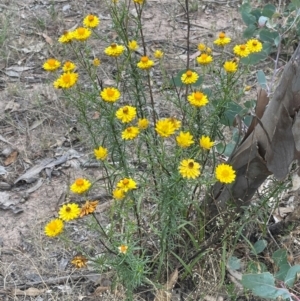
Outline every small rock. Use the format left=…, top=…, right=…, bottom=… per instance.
left=0, top=181, right=11, bottom=190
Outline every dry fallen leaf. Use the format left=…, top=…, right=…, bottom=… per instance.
left=42, top=33, right=53, bottom=45
left=93, top=286, right=110, bottom=295
left=4, top=150, right=18, bottom=166
left=13, top=287, right=45, bottom=296
left=154, top=269, right=178, bottom=301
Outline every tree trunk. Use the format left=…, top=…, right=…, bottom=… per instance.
left=207, top=43, right=300, bottom=220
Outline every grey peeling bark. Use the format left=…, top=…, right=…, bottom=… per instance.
left=208, top=44, right=300, bottom=219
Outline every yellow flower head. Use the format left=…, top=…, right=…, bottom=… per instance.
left=83, top=14, right=100, bottom=28
left=113, top=188, right=126, bottom=200
left=198, top=43, right=207, bottom=52
left=62, top=61, right=76, bottom=72
left=128, top=40, right=139, bottom=51
left=59, top=203, right=80, bottom=221
left=223, top=61, right=238, bottom=73
left=116, top=105, right=137, bottom=123
left=94, top=146, right=108, bottom=160
left=187, top=91, right=209, bottom=107
left=70, top=178, right=91, bottom=194
left=167, top=117, right=181, bottom=131
left=122, top=126, right=140, bottom=140
left=72, top=27, right=92, bottom=41
left=71, top=255, right=88, bottom=268
left=214, top=32, right=231, bottom=46
left=93, top=58, right=101, bottom=66
left=43, top=58, right=61, bottom=71
left=197, top=53, right=213, bottom=65
left=137, top=56, right=154, bottom=70
left=154, top=50, right=164, bottom=59
left=246, top=39, right=263, bottom=53
left=45, top=219, right=64, bottom=237
left=200, top=135, right=214, bottom=150
left=58, top=31, right=74, bottom=43
left=54, top=72, right=78, bottom=89
left=118, top=244, right=128, bottom=254
left=155, top=119, right=176, bottom=138
left=117, top=178, right=137, bottom=192
left=215, top=163, right=236, bottom=184
left=138, top=118, right=149, bottom=130
left=176, top=131, right=194, bottom=148
left=181, top=70, right=199, bottom=85
left=244, top=85, right=252, bottom=92
left=104, top=43, right=125, bottom=57
left=100, top=87, right=121, bottom=102
left=178, top=159, right=201, bottom=179
left=80, top=200, right=98, bottom=217
left=233, top=44, right=250, bottom=57
left=133, top=0, right=144, bottom=3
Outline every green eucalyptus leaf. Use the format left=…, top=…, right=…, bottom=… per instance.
left=243, top=24, right=257, bottom=39
left=228, top=256, right=241, bottom=270
left=241, top=52, right=267, bottom=65
left=244, top=115, right=252, bottom=127
left=239, top=3, right=252, bottom=14
left=285, top=265, right=300, bottom=287
left=257, top=70, right=267, bottom=90
left=275, top=264, right=290, bottom=281
left=262, top=4, right=276, bottom=18
left=272, top=249, right=288, bottom=267
left=242, top=273, right=291, bottom=299
left=242, top=11, right=257, bottom=26
left=292, top=0, right=300, bottom=9
left=251, top=239, right=268, bottom=255
left=259, top=29, right=279, bottom=44
left=247, top=261, right=268, bottom=273
left=251, top=8, right=263, bottom=21
left=219, top=102, right=243, bottom=126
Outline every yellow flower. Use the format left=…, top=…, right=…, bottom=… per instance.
left=167, top=117, right=181, bottom=131
left=117, top=178, right=137, bottom=192
left=53, top=79, right=61, bottom=89
left=197, top=53, right=213, bottom=65
left=94, top=146, right=108, bottom=160
left=233, top=44, right=250, bottom=57
left=138, top=118, right=149, bottom=130
left=80, top=200, right=99, bottom=217
left=199, top=135, right=214, bottom=150
left=44, top=219, right=64, bottom=237
left=215, top=163, right=236, bottom=184
left=154, top=50, right=164, bottom=59
left=133, top=0, right=144, bottom=3
left=100, top=87, right=121, bottom=102
left=137, top=56, right=154, bottom=70
left=128, top=40, right=138, bottom=51
left=223, top=61, right=238, bottom=73
left=246, top=39, right=263, bottom=53
left=206, top=47, right=212, bottom=54
left=43, top=58, right=61, bottom=71
left=93, top=58, right=101, bottom=66
left=198, top=43, right=207, bottom=52
left=62, top=61, right=76, bottom=72
left=113, top=188, right=126, bottom=200
left=72, top=27, right=92, bottom=41
left=70, top=178, right=91, bottom=194
left=187, top=91, right=209, bottom=107
left=181, top=70, right=199, bottom=85
left=178, top=159, right=201, bottom=179
left=54, top=72, right=78, bottom=89
left=244, top=85, right=252, bottom=92
left=155, top=119, right=176, bottom=138
left=118, top=244, right=128, bottom=254
left=83, top=14, right=100, bottom=28
left=104, top=43, right=125, bottom=57
left=122, top=127, right=140, bottom=140
left=176, top=131, right=194, bottom=148
left=213, top=32, right=231, bottom=46
left=116, top=105, right=137, bottom=123
left=58, top=31, right=74, bottom=43
left=59, top=203, right=80, bottom=221
left=71, top=255, right=88, bottom=268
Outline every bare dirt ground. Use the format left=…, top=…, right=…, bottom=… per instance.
left=0, top=0, right=283, bottom=300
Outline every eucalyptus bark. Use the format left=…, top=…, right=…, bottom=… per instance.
left=207, top=44, right=300, bottom=220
